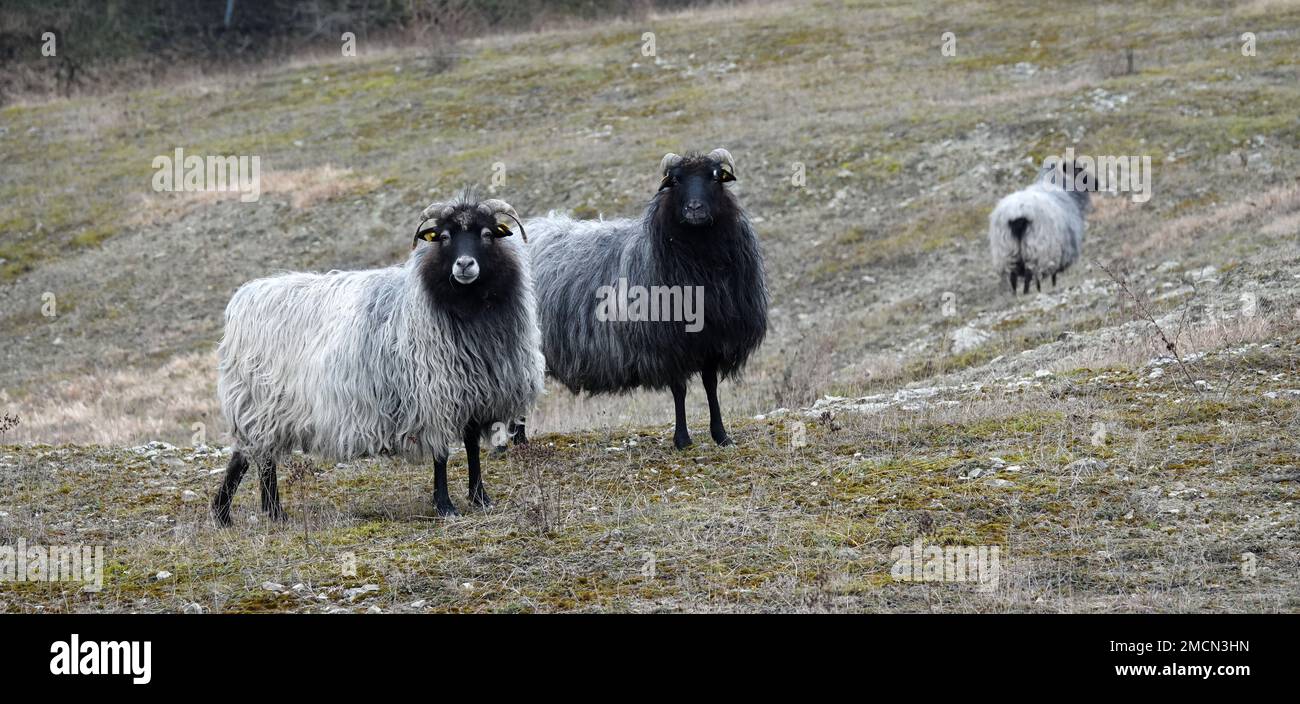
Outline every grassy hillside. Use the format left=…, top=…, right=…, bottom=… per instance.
left=1, top=0, right=1298, bottom=612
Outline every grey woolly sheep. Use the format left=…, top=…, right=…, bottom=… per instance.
left=988, top=160, right=1092, bottom=294
left=212, top=193, right=544, bottom=524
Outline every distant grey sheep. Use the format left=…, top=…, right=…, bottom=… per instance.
left=212, top=193, right=544, bottom=524
left=988, top=160, right=1092, bottom=294
left=520, top=149, right=769, bottom=450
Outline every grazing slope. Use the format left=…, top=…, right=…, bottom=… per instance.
left=0, top=0, right=1297, bottom=612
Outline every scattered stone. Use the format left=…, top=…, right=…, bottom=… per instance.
left=344, top=584, right=380, bottom=601
left=366, top=605, right=383, bottom=614
left=1034, top=369, right=1053, bottom=378
left=183, top=603, right=204, bottom=614
left=154, top=571, right=172, bottom=581
left=988, top=478, right=1015, bottom=488
left=951, top=325, right=991, bottom=354
left=1148, top=367, right=1165, bottom=379
left=410, top=599, right=428, bottom=608
left=181, top=490, right=200, bottom=503
left=261, top=581, right=285, bottom=592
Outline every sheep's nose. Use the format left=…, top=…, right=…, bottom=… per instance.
left=452, top=256, right=479, bottom=283
left=682, top=200, right=708, bottom=223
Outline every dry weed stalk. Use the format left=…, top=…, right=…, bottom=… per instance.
left=1095, top=259, right=1198, bottom=388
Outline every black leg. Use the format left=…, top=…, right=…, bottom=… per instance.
left=701, top=363, right=733, bottom=446
left=1009, top=271, right=1018, bottom=295
left=1051, top=271, right=1058, bottom=287
left=510, top=417, right=528, bottom=445
left=258, top=457, right=287, bottom=522
left=212, top=451, right=249, bottom=527
left=433, top=452, right=457, bottom=517
left=465, top=422, right=491, bottom=508
left=671, top=379, right=692, bottom=450
left=1035, top=277, right=1041, bottom=292
left=1022, top=276, right=1030, bottom=295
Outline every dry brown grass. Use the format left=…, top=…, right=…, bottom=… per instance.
left=2, top=351, right=216, bottom=446
left=1123, top=185, right=1300, bottom=260
left=126, top=165, right=380, bottom=228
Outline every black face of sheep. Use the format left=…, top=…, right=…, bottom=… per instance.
left=658, top=152, right=737, bottom=227
left=415, top=200, right=526, bottom=318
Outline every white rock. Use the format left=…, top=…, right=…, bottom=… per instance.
left=344, top=584, right=380, bottom=601
left=262, top=581, right=286, bottom=592
left=183, top=603, right=204, bottom=614
left=951, top=325, right=991, bottom=354
left=155, top=571, right=172, bottom=581
left=1034, top=369, right=1053, bottom=378
left=181, top=490, right=200, bottom=502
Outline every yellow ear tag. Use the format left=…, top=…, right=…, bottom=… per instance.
left=497, top=223, right=511, bottom=236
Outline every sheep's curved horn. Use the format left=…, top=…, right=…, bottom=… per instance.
left=479, top=199, right=518, bottom=221
left=660, top=152, right=683, bottom=175
left=708, top=148, right=736, bottom=175
left=421, top=202, right=455, bottom=221
left=479, top=199, right=527, bottom=242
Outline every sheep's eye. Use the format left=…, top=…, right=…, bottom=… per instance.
left=718, top=169, right=735, bottom=183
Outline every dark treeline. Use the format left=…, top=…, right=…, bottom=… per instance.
left=0, top=0, right=696, bottom=102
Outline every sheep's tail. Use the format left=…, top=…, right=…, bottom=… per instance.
left=1009, top=217, right=1030, bottom=240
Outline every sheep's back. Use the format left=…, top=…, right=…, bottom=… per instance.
left=988, top=185, right=1084, bottom=275
left=218, top=268, right=401, bottom=458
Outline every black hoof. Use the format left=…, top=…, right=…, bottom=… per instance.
left=713, top=433, right=734, bottom=447
left=264, top=504, right=288, bottom=522
left=674, top=434, right=693, bottom=451
left=469, top=487, right=492, bottom=508
left=435, top=500, right=459, bottom=518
